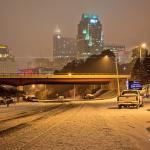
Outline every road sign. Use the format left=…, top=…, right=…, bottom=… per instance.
left=128, top=81, right=142, bottom=90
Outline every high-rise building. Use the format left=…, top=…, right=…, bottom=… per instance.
left=53, top=25, right=76, bottom=67
left=0, top=44, right=9, bottom=59
left=77, top=13, right=103, bottom=59
left=0, top=44, right=17, bottom=73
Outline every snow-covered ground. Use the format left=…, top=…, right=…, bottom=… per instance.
left=0, top=98, right=150, bottom=150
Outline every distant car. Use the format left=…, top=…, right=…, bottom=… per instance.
left=4, top=96, right=14, bottom=103
left=58, top=96, right=64, bottom=100
left=0, top=97, right=6, bottom=105
left=117, top=90, right=144, bottom=109
left=26, top=96, right=38, bottom=102
left=84, top=94, right=95, bottom=100
left=0, top=96, right=14, bottom=106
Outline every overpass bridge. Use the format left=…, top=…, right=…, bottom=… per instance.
left=0, top=74, right=131, bottom=86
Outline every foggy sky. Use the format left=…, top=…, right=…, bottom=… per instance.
left=0, top=0, right=150, bottom=59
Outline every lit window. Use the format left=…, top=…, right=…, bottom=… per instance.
left=90, top=19, right=98, bottom=24
left=57, top=35, right=61, bottom=39
left=82, top=29, right=87, bottom=34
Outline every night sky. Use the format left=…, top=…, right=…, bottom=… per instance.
left=0, top=0, right=150, bottom=59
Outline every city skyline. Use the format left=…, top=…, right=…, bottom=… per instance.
left=0, top=0, right=150, bottom=59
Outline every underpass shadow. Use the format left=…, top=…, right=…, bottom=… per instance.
left=146, top=127, right=150, bottom=133
left=108, top=106, right=136, bottom=110
left=83, top=102, right=110, bottom=108
left=108, top=107, right=118, bottom=109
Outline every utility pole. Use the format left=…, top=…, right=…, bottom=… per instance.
left=73, top=84, right=76, bottom=100
left=115, top=58, right=120, bottom=96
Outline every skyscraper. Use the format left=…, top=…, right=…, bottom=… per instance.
left=0, top=44, right=16, bottom=73
left=0, top=44, right=9, bottom=59
left=53, top=25, right=76, bottom=67
left=77, top=13, right=103, bottom=59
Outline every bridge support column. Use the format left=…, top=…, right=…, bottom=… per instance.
left=109, top=79, right=127, bottom=92
left=119, top=79, right=127, bottom=91
left=16, top=86, right=24, bottom=102
left=73, top=84, right=76, bottom=100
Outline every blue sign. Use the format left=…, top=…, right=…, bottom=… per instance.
left=128, top=81, right=142, bottom=90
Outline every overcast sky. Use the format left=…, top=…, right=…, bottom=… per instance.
left=0, top=0, right=150, bottom=59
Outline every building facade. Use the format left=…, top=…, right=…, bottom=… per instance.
left=0, top=44, right=9, bottom=59
left=77, top=13, right=103, bottom=60
left=53, top=26, right=76, bottom=67
left=0, top=44, right=16, bottom=73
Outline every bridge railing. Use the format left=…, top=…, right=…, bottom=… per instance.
left=0, top=73, right=131, bottom=79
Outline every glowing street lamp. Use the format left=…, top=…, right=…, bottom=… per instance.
left=141, top=43, right=146, bottom=48
left=31, top=84, right=35, bottom=89
left=115, top=58, right=120, bottom=96
left=68, top=73, right=72, bottom=76
left=140, top=43, right=146, bottom=62
left=103, top=55, right=109, bottom=59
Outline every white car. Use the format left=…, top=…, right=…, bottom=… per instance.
left=117, top=90, right=144, bottom=109
left=0, top=97, right=6, bottom=105
left=84, top=94, right=95, bottom=100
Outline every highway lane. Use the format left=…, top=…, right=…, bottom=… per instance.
left=0, top=98, right=150, bottom=150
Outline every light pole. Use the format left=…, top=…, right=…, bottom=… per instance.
left=139, top=43, right=146, bottom=76
left=115, top=58, right=120, bottom=96
left=73, top=84, right=76, bottom=100
left=102, top=55, right=120, bottom=96
left=140, top=43, right=146, bottom=62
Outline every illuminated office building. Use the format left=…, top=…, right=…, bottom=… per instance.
left=0, top=44, right=16, bottom=73
left=0, top=44, right=9, bottom=59
left=53, top=25, right=76, bottom=67
left=77, top=13, right=103, bottom=59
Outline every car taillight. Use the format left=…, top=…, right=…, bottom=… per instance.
left=117, top=97, right=119, bottom=101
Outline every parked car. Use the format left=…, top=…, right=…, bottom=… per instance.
left=0, top=96, right=14, bottom=107
left=0, top=97, right=6, bottom=105
left=84, top=94, right=95, bottom=100
left=58, top=96, right=64, bottom=100
left=117, top=90, right=144, bottom=109
left=26, top=96, right=38, bottom=102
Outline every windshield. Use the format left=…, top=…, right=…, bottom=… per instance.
left=122, top=91, right=138, bottom=95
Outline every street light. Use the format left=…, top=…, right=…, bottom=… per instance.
left=139, top=43, right=147, bottom=76
left=31, top=84, right=35, bottom=89
left=140, top=43, right=146, bottom=62
left=103, top=55, right=120, bottom=96
left=68, top=73, right=72, bottom=76
left=115, top=58, right=120, bottom=96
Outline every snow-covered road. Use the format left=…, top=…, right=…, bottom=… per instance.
left=0, top=98, right=150, bottom=150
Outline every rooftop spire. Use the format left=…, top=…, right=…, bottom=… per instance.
left=54, top=25, right=61, bottom=34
